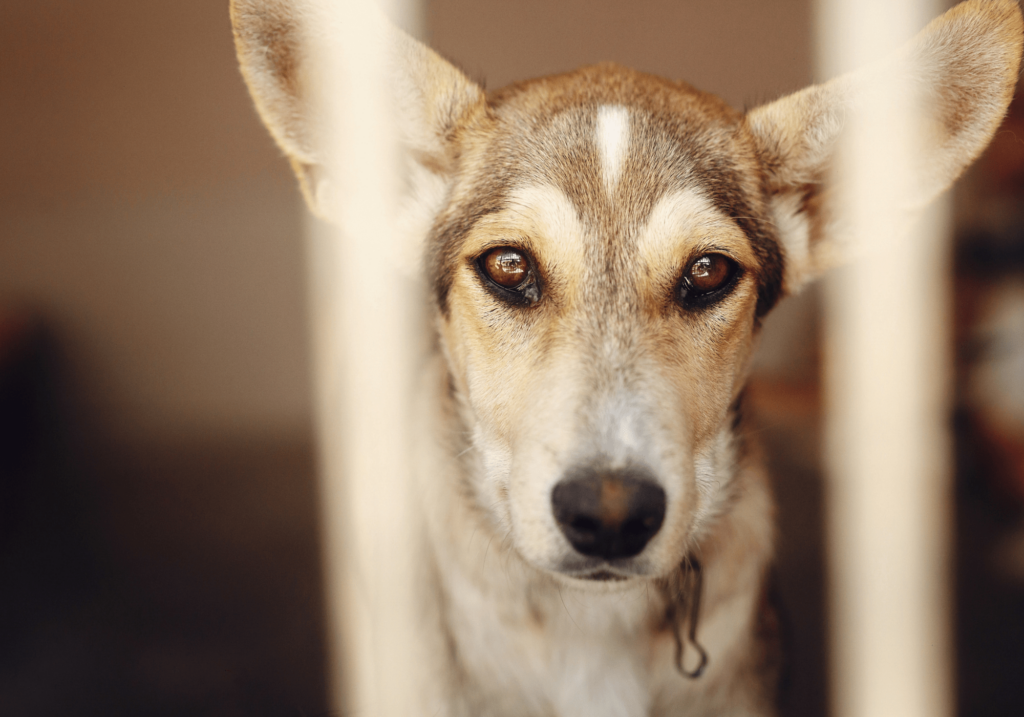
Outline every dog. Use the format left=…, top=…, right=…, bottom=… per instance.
left=230, top=1, right=1022, bottom=714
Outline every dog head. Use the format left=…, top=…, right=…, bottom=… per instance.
left=232, top=0, right=1022, bottom=581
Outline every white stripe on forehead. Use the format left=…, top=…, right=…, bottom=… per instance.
left=596, top=105, right=630, bottom=192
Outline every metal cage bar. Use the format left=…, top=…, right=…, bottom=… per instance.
left=817, top=1, right=954, bottom=716
left=305, top=2, right=425, bottom=716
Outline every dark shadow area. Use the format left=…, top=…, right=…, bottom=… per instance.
left=0, top=318, right=328, bottom=717
left=951, top=90, right=1024, bottom=717
left=955, top=432, right=1024, bottom=717
left=749, top=380, right=828, bottom=717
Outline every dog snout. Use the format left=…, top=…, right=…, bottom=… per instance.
left=551, top=468, right=666, bottom=560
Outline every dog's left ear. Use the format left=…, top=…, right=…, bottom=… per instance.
left=230, top=0, right=486, bottom=219
left=746, top=0, right=1023, bottom=294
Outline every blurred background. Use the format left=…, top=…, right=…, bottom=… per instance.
left=1, top=0, right=1022, bottom=715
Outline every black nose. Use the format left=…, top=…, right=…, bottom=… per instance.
left=551, top=467, right=666, bottom=560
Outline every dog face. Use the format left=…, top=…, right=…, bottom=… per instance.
left=430, top=69, right=781, bottom=578
left=231, top=0, right=1023, bottom=581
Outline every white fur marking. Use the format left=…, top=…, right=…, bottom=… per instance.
left=596, top=105, right=630, bottom=191
left=770, top=192, right=813, bottom=293
left=634, top=187, right=725, bottom=261
left=501, top=184, right=590, bottom=264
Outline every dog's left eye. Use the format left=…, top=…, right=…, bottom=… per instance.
left=678, top=253, right=739, bottom=308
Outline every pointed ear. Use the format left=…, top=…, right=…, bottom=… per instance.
left=746, top=0, right=1023, bottom=294
left=230, top=0, right=486, bottom=218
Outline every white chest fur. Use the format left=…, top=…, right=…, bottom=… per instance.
left=442, top=558, right=660, bottom=717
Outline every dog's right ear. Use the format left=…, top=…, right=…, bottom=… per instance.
left=230, top=0, right=486, bottom=218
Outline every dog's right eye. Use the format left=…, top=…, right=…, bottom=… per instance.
left=476, top=247, right=542, bottom=305
left=483, top=248, right=529, bottom=288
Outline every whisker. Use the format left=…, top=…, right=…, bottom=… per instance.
left=558, top=584, right=582, bottom=632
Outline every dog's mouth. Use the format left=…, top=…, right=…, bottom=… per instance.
left=579, top=569, right=629, bottom=582
left=551, top=547, right=665, bottom=582
left=556, top=561, right=642, bottom=582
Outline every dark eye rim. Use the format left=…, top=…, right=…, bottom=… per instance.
left=473, top=246, right=543, bottom=307
left=677, top=253, right=742, bottom=310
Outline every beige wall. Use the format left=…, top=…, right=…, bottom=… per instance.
left=0, top=0, right=312, bottom=442
left=429, top=0, right=813, bottom=107
left=0, top=0, right=813, bottom=444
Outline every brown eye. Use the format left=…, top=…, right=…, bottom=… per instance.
left=476, top=246, right=542, bottom=306
left=688, top=254, right=732, bottom=292
left=679, top=253, right=739, bottom=309
left=482, top=247, right=529, bottom=288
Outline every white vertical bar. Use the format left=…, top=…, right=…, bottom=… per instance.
left=818, top=2, right=953, bottom=717
left=305, top=2, right=425, bottom=716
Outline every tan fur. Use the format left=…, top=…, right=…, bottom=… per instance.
left=231, top=1, right=1022, bottom=715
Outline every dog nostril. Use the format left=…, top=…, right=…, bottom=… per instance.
left=622, top=517, right=649, bottom=536
left=571, top=516, right=600, bottom=533
left=551, top=468, right=666, bottom=561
